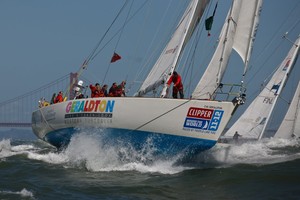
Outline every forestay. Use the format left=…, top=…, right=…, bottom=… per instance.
left=224, top=36, right=300, bottom=140
left=274, top=81, right=300, bottom=139
left=135, top=0, right=209, bottom=97
left=192, top=0, right=262, bottom=100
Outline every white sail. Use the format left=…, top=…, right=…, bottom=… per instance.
left=136, top=0, right=209, bottom=97
left=225, top=36, right=300, bottom=140
left=274, top=81, right=300, bottom=139
left=233, top=1, right=262, bottom=74
left=192, top=0, right=262, bottom=100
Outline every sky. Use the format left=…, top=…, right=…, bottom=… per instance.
left=0, top=0, right=300, bottom=128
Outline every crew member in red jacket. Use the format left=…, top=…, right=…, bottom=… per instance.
left=89, top=83, right=103, bottom=98
left=54, top=91, right=64, bottom=103
left=167, top=71, right=184, bottom=99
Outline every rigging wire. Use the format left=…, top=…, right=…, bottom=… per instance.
left=125, top=99, right=192, bottom=134
left=245, top=40, right=284, bottom=101
left=63, top=1, right=134, bottom=98
left=181, top=18, right=203, bottom=97
left=131, top=0, right=185, bottom=94
left=89, top=1, right=148, bottom=62
left=243, top=1, right=300, bottom=103
left=181, top=0, right=213, bottom=97
left=125, top=0, right=155, bottom=94
left=184, top=0, right=222, bottom=98
left=247, top=0, right=300, bottom=84
left=88, top=1, right=129, bottom=63
left=134, top=1, right=176, bottom=86
left=247, top=30, right=299, bottom=92
left=247, top=35, right=299, bottom=107
left=102, top=0, right=134, bottom=84
left=83, top=0, right=149, bottom=86
left=252, top=39, right=285, bottom=87
left=286, top=18, right=300, bottom=34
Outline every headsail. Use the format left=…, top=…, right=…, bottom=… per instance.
left=135, top=0, right=209, bottom=97
left=192, top=0, right=262, bottom=100
left=274, top=81, right=300, bottom=139
left=224, top=36, right=300, bottom=140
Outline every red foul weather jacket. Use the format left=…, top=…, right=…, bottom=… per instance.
left=167, top=74, right=183, bottom=90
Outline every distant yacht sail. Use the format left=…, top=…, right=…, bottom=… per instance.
left=274, top=81, right=300, bottom=139
left=224, top=36, right=300, bottom=140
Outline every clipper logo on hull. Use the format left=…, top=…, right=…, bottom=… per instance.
left=183, top=107, right=223, bottom=131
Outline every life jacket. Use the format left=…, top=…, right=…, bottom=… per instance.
left=54, top=93, right=63, bottom=103
left=90, top=84, right=101, bottom=98
left=98, top=90, right=105, bottom=97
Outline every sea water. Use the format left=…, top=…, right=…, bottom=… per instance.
left=0, top=129, right=300, bottom=200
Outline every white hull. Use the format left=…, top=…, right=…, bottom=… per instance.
left=32, top=97, right=236, bottom=154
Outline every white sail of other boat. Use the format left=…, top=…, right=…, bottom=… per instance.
left=224, top=36, right=300, bottom=140
left=192, top=0, right=262, bottom=100
left=274, top=81, right=300, bottom=139
left=135, top=0, right=209, bottom=97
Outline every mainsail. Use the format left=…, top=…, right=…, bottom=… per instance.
left=274, top=81, right=300, bottom=139
left=135, top=0, right=209, bottom=97
left=224, top=36, right=300, bottom=140
left=192, top=0, right=262, bottom=100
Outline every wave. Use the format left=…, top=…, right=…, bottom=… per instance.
left=203, top=137, right=300, bottom=167
left=26, top=131, right=189, bottom=174
left=0, top=188, right=35, bottom=199
left=0, top=139, right=39, bottom=159
left=2, top=130, right=300, bottom=174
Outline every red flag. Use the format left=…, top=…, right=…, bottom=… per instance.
left=110, top=52, right=121, bottom=63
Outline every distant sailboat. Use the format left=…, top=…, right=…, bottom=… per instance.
left=223, top=36, right=300, bottom=141
left=274, top=81, right=300, bottom=139
left=31, top=0, right=262, bottom=155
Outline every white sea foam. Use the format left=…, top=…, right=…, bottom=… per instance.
left=24, top=131, right=189, bottom=174
left=0, top=139, right=14, bottom=158
left=4, top=130, right=300, bottom=174
left=0, top=139, right=41, bottom=159
left=62, top=131, right=188, bottom=174
left=0, top=188, right=35, bottom=199
left=207, top=137, right=300, bottom=166
left=27, top=151, right=69, bottom=164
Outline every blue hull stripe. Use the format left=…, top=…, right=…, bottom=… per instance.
left=44, top=128, right=217, bottom=155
